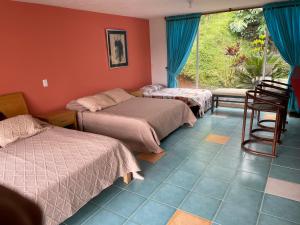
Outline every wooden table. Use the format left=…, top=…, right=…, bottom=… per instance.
left=37, top=109, right=78, bottom=129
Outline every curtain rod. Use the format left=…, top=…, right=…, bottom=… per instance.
left=200, top=1, right=300, bottom=15
left=201, top=5, right=262, bottom=15
left=165, top=1, right=298, bottom=19
left=164, top=5, right=262, bottom=19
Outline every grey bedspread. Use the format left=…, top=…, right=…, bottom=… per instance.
left=77, top=97, right=196, bottom=153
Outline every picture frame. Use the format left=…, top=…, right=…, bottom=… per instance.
left=106, top=29, right=128, bottom=68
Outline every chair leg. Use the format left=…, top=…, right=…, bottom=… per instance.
left=277, top=111, right=284, bottom=141
left=241, top=99, right=248, bottom=144
left=249, top=109, right=255, bottom=137
left=272, top=111, right=281, bottom=157
left=282, top=107, right=288, bottom=131
left=211, top=95, right=215, bottom=113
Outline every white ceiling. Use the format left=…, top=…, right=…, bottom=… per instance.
left=16, top=0, right=283, bottom=19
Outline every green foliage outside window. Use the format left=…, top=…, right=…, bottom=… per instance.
left=229, top=9, right=265, bottom=40
left=180, top=10, right=289, bottom=89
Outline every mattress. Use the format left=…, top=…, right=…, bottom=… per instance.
left=0, top=127, right=140, bottom=225
left=77, top=97, right=196, bottom=153
left=143, top=88, right=212, bottom=116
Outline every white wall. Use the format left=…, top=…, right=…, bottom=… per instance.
left=149, top=17, right=167, bottom=85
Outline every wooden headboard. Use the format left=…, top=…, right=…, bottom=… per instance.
left=0, top=92, right=29, bottom=118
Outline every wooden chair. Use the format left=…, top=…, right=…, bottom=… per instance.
left=256, top=81, right=291, bottom=132
left=250, top=84, right=288, bottom=143
left=241, top=90, right=285, bottom=158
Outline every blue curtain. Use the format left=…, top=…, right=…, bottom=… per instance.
left=263, top=1, right=300, bottom=113
left=166, top=13, right=201, bottom=88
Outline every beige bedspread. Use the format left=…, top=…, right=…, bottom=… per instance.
left=77, top=97, right=196, bottom=153
left=0, top=127, right=140, bottom=225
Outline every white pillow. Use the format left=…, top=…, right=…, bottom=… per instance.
left=0, top=115, right=45, bottom=147
left=66, top=100, right=88, bottom=112
left=77, top=96, right=102, bottom=112
left=104, top=88, right=134, bottom=104
left=140, top=84, right=166, bottom=95
left=93, top=94, right=117, bottom=109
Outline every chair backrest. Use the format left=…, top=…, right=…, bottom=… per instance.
left=261, top=79, right=291, bottom=90
left=246, top=90, right=285, bottom=110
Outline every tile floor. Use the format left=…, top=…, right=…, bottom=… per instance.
left=62, top=108, right=300, bottom=225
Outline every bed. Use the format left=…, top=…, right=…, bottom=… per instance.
left=67, top=89, right=196, bottom=154
left=0, top=92, right=140, bottom=225
left=140, top=84, right=213, bottom=117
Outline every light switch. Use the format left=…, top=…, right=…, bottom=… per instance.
left=42, top=79, right=48, bottom=88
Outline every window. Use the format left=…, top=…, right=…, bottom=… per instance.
left=178, top=9, right=289, bottom=89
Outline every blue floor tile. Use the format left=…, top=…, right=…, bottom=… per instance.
left=180, top=192, right=221, bottom=220
left=125, top=178, right=161, bottom=197
left=282, top=134, right=300, bottom=148
left=91, top=186, right=122, bottom=207
left=258, top=213, right=298, bottom=225
left=225, top=184, right=263, bottom=210
left=215, top=202, right=258, bottom=225
left=165, top=169, right=199, bottom=190
left=211, top=154, right=243, bottom=170
left=83, top=208, right=125, bottom=225
left=123, top=221, right=140, bottom=225
left=154, top=152, right=185, bottom=169
left=196, top=142, right=223, bottom=153
left=161, top=134, right=181, bottom=148
left=193, top=177, right=230, bottom=199
left=131, top=200, right=175, bottom=225
left=243, top=153, right=272, bottom=164
left=272, top=155, right=300, bottom=170
left=64, top=202, right=98, bottom=225
left=239, top=159, right=270, bottom=176
left=188, top=150, right=217, bottom=163
left=204, top=165, right=237, bottom=181
left=143, top=164, right=173, bottom=182
left=262, top=194, right=300, bottom=223
left=104, top=191, right=145, bottom=217
left=233, top=171, right=267, bottom=191
left=138, top=160, right=152, bottom=171
left=178, top=158, right=208, bottom=176
left=173, top=141, right=202, bottom=155
left=277, top=145, right=300, bottom=158
left=269, top=165, right=300, bottom=184
left=167, top=143, right=193, bottom=158
left=219, top=146, right=245, bottom=159
left=151, top=183, right=188, bottom=207
left=223, top=141, right=243, bottom=150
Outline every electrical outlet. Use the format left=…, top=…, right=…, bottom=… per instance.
left=42, top=79, right=48, bottom=88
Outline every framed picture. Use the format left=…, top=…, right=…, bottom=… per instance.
left=106, top=29, right=128, bottom=68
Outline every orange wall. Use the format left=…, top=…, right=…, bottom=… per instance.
left=0, top=1, right=151, bottom=114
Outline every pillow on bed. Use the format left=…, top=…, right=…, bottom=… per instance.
left=140, top=84, right=166, bottom=95
left=0, top=115, right=45, bottom=147
left=93, top=93, right=117, bottom=109
left=0, top=112, right=7, bottom=121
left=66, top=100, right=89, bottom=112
left=104, top=88, right=134, bottom=104
left=77, top=96, right=102, bottom=112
